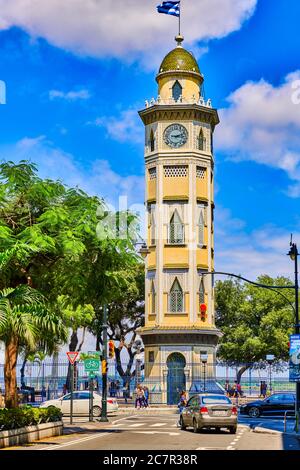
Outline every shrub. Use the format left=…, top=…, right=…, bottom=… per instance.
left=0, top=406, right=62, bottom=431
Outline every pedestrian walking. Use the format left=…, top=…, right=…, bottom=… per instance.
left=123, top=381, right=130, bottom=404
left=135, top=385, right=144, bottom=409
left=260, top=381, right=267, bottom=398
left=143, top=386, right=149, bottom=408
left=177, top=390, right=187, bottom=427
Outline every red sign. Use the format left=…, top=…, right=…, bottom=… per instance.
left=200, top=303, right=207, bottom=312
left=66, top=351, right=79, bottom=365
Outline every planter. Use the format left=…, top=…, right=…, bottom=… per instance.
left=0, top=421, right=63, bottom=448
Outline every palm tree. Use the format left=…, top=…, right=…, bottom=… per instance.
left=0, top=285, right=67, bottom=408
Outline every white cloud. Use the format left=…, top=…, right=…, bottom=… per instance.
left=49, top=89, right=91, bottom=101
left=91, top=109, right=143, bottom=144
left=216, top=71, right=300, bottom=197
left=215, top=207, right=298, bottom=281
left=0, top=136, right=144, bottom=209
left=0, top=0, right=257, bottom=66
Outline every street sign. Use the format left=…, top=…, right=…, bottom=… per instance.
left=289, top=334, right=300, bottom=382
left=84, top=358, right=100, bottom=372
left=66, top=351, right=79, bottom=365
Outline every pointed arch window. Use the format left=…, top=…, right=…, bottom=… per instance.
left=198, top=128, right=206, bottom=151
left=198, top=211, right=205, bottom=246
left=150, top=129, right=155, bottom=152
left=172, top=81, right=182, bottom=102
left=199, top=278, right=205, bottom=305
left=169, top=278, right=184, bottom=313
left=151, top=281, right=156, bottom=314
left=210, top=131, right=214, bottom=153
left=169, top=210, right=184, bottom=244
left=150, top=208, right=156, bottom=246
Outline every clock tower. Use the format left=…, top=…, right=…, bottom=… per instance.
left=138, top=35, right=221, bottom=404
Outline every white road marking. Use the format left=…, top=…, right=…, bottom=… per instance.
left=150, top=423, right=167, bottom=427
left=38, top=432, right=111, bottom=450
left=129, top=423, right=146, bottom=427
left=132, top=431, right=180, bottom=436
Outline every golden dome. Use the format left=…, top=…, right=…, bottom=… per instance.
left=157, top=37, right=202, bottom=80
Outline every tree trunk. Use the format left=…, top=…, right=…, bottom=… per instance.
left=237, top=365, right=249, bottom=384
left=20, top=356, right=27, bottom=388
left=4, top=336, right=19, bottom=408
left=66, top=330, right=79, bottom=392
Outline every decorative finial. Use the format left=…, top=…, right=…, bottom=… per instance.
left=175, top=34, right=184, bottom=47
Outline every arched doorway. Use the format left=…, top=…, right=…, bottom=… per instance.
left=167, top=352, right=186, bottom=405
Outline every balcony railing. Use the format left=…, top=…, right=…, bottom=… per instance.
left=145, top=96, right=212, bottom=109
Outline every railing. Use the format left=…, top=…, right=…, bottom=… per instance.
left=145, top=96, right=212, bottom=109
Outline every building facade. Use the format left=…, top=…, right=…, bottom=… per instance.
left=139, top=36, right=221, bottom=404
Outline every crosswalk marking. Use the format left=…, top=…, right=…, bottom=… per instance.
left=150, top=423, right=166, bottom=427
left=129, top=423, right=146, bottom=428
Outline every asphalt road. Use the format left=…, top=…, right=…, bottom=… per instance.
left=3, top=413, right=300, bottom=451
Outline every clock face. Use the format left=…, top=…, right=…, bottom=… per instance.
left=164, top=124, right=188, bottom=148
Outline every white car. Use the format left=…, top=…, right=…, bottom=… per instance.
left=40, top=391, right=118, bottom=417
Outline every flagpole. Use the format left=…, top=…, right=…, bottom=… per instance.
left=179, top=0, right=181, bottom=36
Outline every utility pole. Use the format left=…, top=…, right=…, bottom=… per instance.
left=288, top=240, right=299, bottom=432
left=100, top=304, right=109, bottom=422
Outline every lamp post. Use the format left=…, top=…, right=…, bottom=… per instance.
left=266, top=354, right=275, bottom=395
left=288, top=239, right=300, bottom=432
left=200, top=352, right=208, bottom=392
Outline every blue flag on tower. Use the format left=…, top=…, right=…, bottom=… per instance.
left=157, top=1, right=180, bottom=17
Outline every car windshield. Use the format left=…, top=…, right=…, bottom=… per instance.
left=202, top=396, right=231, bottom=405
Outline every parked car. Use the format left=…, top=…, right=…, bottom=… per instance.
left=179, top=393, right=237, bottom=434
left=40, top=391, right=118, bottom=417
left=240, top=393, right=296, bottom=418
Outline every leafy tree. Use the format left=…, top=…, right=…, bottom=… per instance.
left=215, top=275, right=295, bottom=382
left=0, top=285, right=67, bottom=408
left=90, top=263, right=145, bottom=385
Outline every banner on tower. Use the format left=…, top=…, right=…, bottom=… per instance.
left=157, top=1, right=180, bottom=17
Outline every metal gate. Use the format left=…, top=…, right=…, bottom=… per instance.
left=167, top=353, right=186, bottom=405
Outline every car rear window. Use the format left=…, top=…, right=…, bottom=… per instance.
left=202, top=396, right=231, bottom=405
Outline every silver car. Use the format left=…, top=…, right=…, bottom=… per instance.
left=179, top=393, right=237, bottom=434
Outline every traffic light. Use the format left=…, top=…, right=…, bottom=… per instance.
left=101, top=359, right=108, bottom=375
left=108, top=340, right=115, bottom=359
left=200, top=303, right=207, bottom=321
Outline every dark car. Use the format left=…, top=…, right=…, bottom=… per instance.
left=240, top=393, right=296, bottom=418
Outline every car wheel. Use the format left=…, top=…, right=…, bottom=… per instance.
left=248, top=407, right=260, bottom=418
left=179, top=416, right=187, bottom=430
left=215, top=427, right=221, bottom=433
left=193, top=419, right=200, bottom=433
left=92, top=405, right=102, bottom=417
left=229, top=427, right=237, bottom=434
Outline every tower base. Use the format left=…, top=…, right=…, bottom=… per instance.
left=140, top=327, right=222, bottom=404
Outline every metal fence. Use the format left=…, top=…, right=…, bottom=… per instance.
left=0, top=361, right=296, bottom=405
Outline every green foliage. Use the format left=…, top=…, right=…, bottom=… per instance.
left=215, top=275, right=295, bottom=365
left=0, top=406, right=62, bottom=431
left=0, top=285, right=67, bottom=353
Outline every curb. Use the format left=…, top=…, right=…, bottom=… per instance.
left=252, top=426, right=282, bottom=435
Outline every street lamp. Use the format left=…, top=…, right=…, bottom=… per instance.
left=100, top=304, right=109, bottom=422
left=200, top=352, right=208, bottom=392
left=138, top=242, right=150, bottom=259
left=288, top=238, right=300, bottom=432
left=266, top=354, right=275, bottom=395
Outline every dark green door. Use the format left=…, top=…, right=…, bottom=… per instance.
left=167, top=353, right=186, bottom=405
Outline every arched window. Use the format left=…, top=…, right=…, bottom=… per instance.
left=150, top=129, right=155, bottom=152
left=151, top=281, right=156, bottom=314
left=169, top=278, right=184, bottom=313
left=198, top=211, right=205, bottom=246
left=199, top=279, right=205, bottom=304
left=169, top=210, right=184, bottom=244
left=172, top=81, right=182, bottom=102
left=198, top=129, right=206, bottom=151
left=150, top=210, right=156, bottom=245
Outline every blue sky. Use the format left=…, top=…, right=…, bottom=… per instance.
left=0, top=0, right=300, bottom=281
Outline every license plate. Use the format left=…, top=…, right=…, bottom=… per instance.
left=213, top=411, right=226, bottom=416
